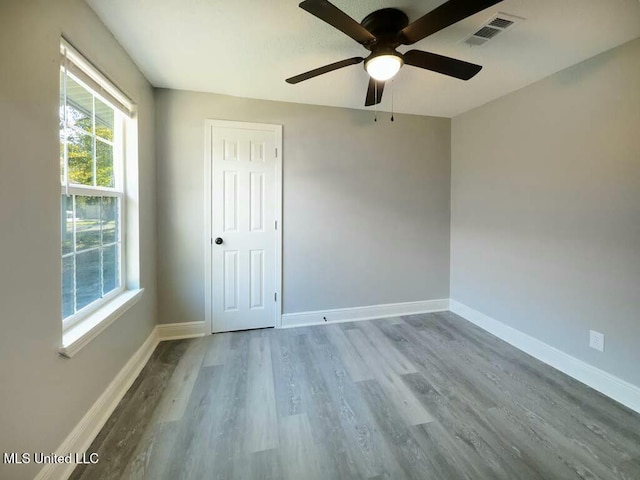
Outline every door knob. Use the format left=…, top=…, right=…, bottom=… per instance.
left=214, top=237, right=223, bottom=245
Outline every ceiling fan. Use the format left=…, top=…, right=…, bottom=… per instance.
left=286, top=0, right=503, bottom=106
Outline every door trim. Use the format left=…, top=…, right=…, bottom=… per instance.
left=204, top=119, right=283, bottom=334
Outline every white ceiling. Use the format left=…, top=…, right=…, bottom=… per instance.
left=86, top=0, right=640, bottom=118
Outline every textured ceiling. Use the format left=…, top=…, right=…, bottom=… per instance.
left=86, top=0, right=640, bottom=118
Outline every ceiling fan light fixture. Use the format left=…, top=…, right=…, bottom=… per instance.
left=365, top=54, right=403, bottom=81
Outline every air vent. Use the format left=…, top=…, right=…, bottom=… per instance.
left=462, top=13, right=524, bottom=47
left=474, top=26, right=501, bottom=39
left=488, top=18, right=514, bottom=29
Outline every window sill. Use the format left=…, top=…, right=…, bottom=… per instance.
left=59, top=288, right=144, bottom=358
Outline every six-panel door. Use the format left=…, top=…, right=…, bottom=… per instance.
left=211, top=126, right=277, bottom=332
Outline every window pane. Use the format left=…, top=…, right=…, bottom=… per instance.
left=102, top=244, right=120, bottom=294
left=62, top=256, right=75, bottom=318
left=101, top=197, right=118, bottom=244
left=67, top=129, right=94, bottom=185
left=59, top=132, right=65, bottom=185
left=61, top=195, right=74, bottom=255
left=96, top=139, right=114, bottom=187
left=66, top=76, right=93, bottom=133
left=95, top=98, right=114, bottom=141
left=59, top=69, right=65, bottom=130
left=60, top=70, right=67, bottom=184
left=76, top=196, right=101, bottom=251
left=76, top=250, right=101, bottom=310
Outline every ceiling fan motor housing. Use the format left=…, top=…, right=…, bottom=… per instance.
left=360, top=8, right=409, bottom=50
left=360, top=8, right=408, bottom=75
left=360, top=8, right=408, bottom=77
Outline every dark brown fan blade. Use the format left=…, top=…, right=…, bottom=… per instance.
left=365, top=77, right=385, bottom=106
left=403, top=50, right=482, bottom=80
left=286, top=57, right=364, bottom=84
left=300, top=0, right=377, bottom=45
left=400, top=0, right=503, bottom=45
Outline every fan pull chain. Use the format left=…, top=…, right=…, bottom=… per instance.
left=374, top=81, right=378, bottom=122
left=391, top=80, right=395, bottom=122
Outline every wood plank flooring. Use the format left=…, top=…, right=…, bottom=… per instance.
left=70, top=312, right=640, bottom=480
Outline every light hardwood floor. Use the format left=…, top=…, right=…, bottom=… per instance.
left=70, top=312, right=640, bottom=479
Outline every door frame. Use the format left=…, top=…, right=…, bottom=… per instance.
left=204, top=119, right=283, bottom=334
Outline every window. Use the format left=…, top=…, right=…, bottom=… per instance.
left=59, top=41, right=134, bottom=331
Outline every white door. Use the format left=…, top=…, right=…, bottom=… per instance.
left=208, top=121, right=281, bottom=333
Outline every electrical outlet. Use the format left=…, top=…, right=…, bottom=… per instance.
left=589, top=330, right=604, bottom=352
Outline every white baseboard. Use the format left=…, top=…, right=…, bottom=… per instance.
left=35, top=327, right=160, bottom=480
left=157, top=321, right=206, bottom=340
left=281, top=299, right=450, bottom=329
left=449, top=299, right=640, bottom=415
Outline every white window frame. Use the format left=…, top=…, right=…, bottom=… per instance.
left=59, top=39, right=143, bottom=357
left=60, top=74, right=126, bottom=331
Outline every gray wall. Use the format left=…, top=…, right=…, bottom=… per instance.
left=155, top=90, right=451, bottom=324
left=451, top=38, right=640, bottom=387
left=0, top=1, right=156, bottom=479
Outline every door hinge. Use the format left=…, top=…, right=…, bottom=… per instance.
left=275, top=220, right=277, bottom=230
left=274, top=292, right=277, bottom=302
left=275, top=147, right=278, bottom=158
left=211, top=237, right=213, bottom=245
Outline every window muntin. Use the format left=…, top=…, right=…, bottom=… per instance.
left=60, top=61, right=125, bottom=329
